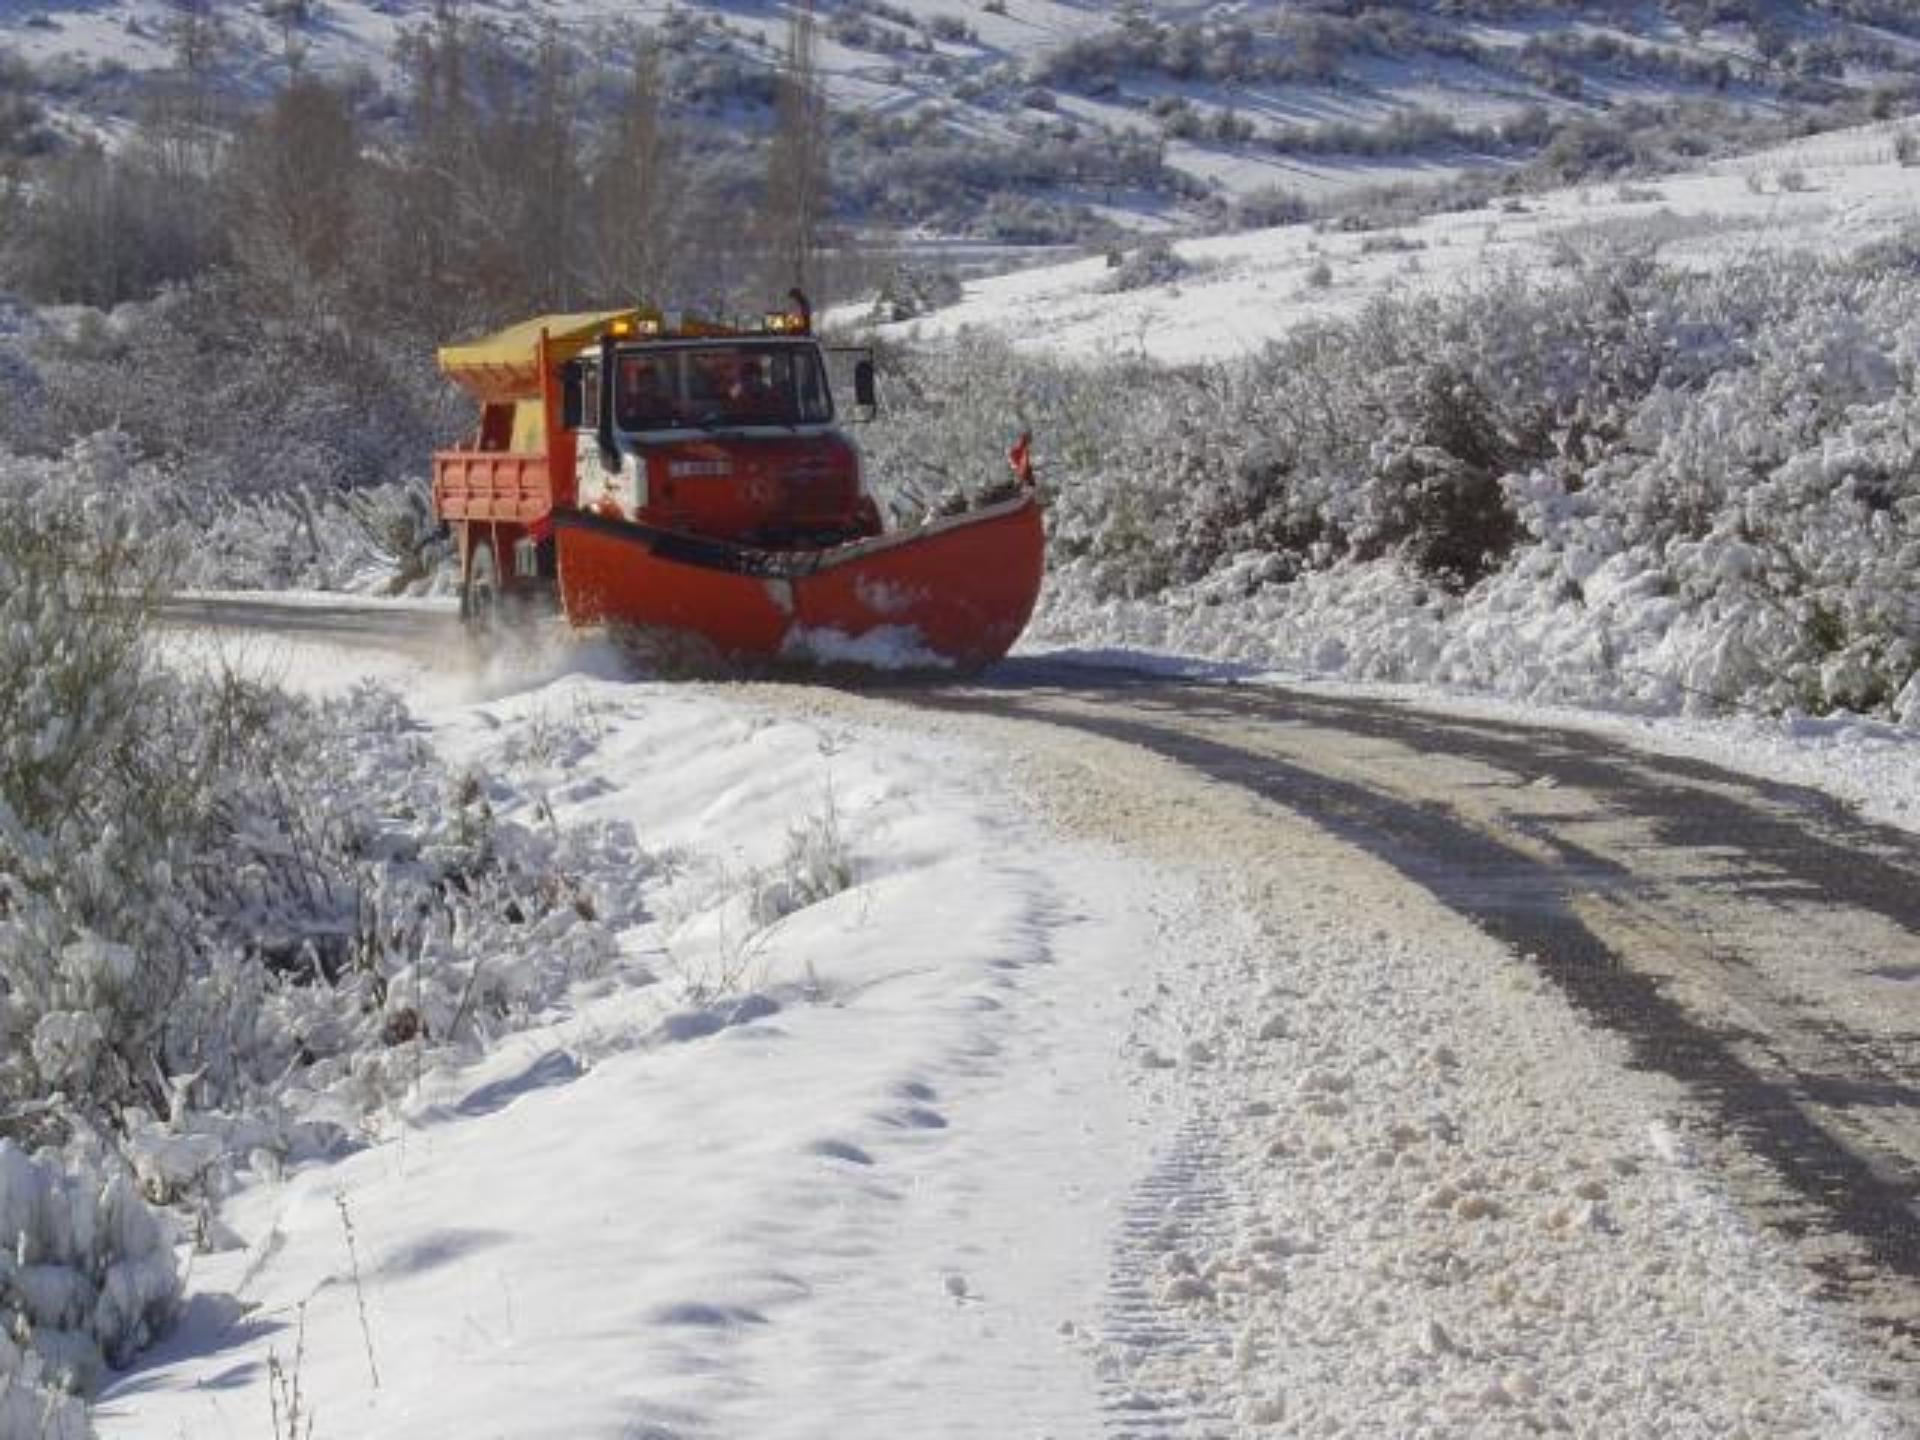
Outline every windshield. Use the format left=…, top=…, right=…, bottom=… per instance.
left=613, top=343, right=831, bottom=432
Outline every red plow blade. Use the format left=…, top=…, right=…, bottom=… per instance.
left=554, top=492, right=1045, bottom=672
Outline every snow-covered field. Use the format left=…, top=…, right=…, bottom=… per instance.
left=866, top=117, right=1920, bottom=364
left=83, top=618, right=1915, bottom=1438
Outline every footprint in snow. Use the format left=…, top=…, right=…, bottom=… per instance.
left=652, top=1301, right=767, bottom=1328
left=658, top=993, right=781, bottom=1044
left=877, top=1105, right=948, bottom=1130
left=808, top=1138, right=875, bottom=1166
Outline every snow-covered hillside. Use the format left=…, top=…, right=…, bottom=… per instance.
left=6, top=0, right=1920, bottom=220
left=865, top=114, right=1920, bottom=362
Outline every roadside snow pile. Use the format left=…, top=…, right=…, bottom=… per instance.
left=870, top=239, right=1920, bottom=723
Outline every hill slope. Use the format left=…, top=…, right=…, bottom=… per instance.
left=4, top=0, right=1920, bottom=241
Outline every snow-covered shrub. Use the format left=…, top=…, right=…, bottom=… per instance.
left=0, top=1141, right=179, bottom=1419
left=834, top=120, right=1192, bottom=239
left=751, top=792, right=856, bottom=927
left=867, top=264, right=963, bottom=324
left=0, top=272, right=464, bottom=596
left=0, top=440, right=200, bottom=1139
left=0, top=1330, right=94, bottom=1440
left=1233, top=185, right=1310, bottom=231
left=27, top=278, right=463, bottom=501
left=175, top=475, right=454, bottom=595
left=1105, top=238, right=1190, bottom=292
left=0, top=443, right=640, bottom=1169
left=871, top=239, right=1920, bottom=721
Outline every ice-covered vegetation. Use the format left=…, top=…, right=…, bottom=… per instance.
left=1034, top=0, right=1920, bottom=102
left=863, top=240, right=1920, bottom=724
left=0, top=1143, right=174, bottom=1438
left=0, top=442, right=660, bottom=1423
left=0, top=288, right=457, bottom=591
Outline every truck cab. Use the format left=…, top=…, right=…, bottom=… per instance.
left=567, top=317, right=881, bottom=550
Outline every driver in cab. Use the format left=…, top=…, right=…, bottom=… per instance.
left=619, top=358, right=671, bottom=428
left=729, top=358, right=779, bottom=420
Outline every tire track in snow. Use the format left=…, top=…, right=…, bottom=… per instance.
left=1097, top=1118, right=1238, bottom=1438
left=901, top=667, right=1920, bottom=1393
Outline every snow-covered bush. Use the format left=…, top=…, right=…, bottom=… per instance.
left=0, top=1330, right=93, bottom=1440
left=0, top=1141, right=179, bottom=1426
left=867, top=264, right=964, bottom=324
left=0, top=457, right=190, bottom=1424
left=751, top=792, right=856, bottom=928
left=1233, top=185, right=1311, bottom=231
left=1105, top=237, right=1191, bottom=292
left=25, top=278, right=462, bottom=501
left=175, top=475, right=454, bottom=594
left=0, top=437, right=642, bottom=1167
left=869, top=239, right=1920, bottom=722
left=0, top=440, right=195, bottom=1136
left=0, top=272, right=464, bottom=597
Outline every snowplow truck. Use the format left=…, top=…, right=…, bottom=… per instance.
left=431, top=297, right=1044, bottom=670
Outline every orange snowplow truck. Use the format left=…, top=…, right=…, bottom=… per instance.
left=431, top=295, right=1044, bottom=670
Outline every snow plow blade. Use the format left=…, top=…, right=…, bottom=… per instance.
left=553, top=491, right=1045, bottom=671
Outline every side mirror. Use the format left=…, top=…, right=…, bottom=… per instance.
left=595, top=334, right=618, bottom=473
left=560, top=360, right=584, bottom=430
left=853, top=358, right=878, bottom=419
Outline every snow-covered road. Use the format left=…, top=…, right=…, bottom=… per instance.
left=102, top=600, right=1920, bottom=1436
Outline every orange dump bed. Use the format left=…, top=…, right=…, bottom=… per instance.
left=433, top=309, right=647, bottom=523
